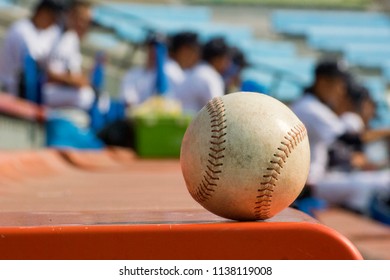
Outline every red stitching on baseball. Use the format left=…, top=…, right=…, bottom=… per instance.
left=191, top=97, right=227, bottom=203
left=254, top=123, right=307, bottom=219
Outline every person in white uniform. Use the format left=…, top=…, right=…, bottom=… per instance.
left=341, top=77, right=390, bottom=168
left=43, top=0, right=94, bottom=111
left=291, top=59, right=390, bottom=213
left=167, top=31, right=201, bottom=96
left=175, top=37, right=230, bottom=115
left=0, top=0, right=63, bottom=96
left=120, top=33, right=186, bottom=107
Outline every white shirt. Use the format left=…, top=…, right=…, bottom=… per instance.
left=120, top=59, right=185, bottom=106
left=47, top=30, right=82, bottom=75
left=43, top=30, right=95, bottom=111
left=120, top=67, right=155, bottom=106
left=174, top=62, right=224, bottom=114
left=0, top=19, right=60, bottom=95
left=291, top=94, right=346, bottom=183
left=340, top=112, right=365, bottom=134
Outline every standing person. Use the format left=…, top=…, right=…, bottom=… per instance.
left=291, top=58, right=390, bottom=214
left=176, top=36, right=231, bottom=114
left=0, top=0, right=63, bottom=96
left=42, top=0, right=95, bottom=111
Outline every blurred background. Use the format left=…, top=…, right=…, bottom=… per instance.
left=1, top=0, right=390, bottom=149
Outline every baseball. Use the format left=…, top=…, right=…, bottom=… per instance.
left=180, top=92, right=310, bottom=221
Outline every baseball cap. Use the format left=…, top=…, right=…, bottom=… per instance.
left=314, top=58, right=349, bottom=78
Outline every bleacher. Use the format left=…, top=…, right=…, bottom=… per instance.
left=1, top=1, right=389, bottom=131
left=89, top=3, right=316, bottom=103
left=269, top=8, right=390, bottom=126
left=89, top=3, right=390, bottom=109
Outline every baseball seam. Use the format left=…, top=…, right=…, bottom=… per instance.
left=254, top=123, right=307, bottom=219
left=192, top=97, right=226, bottom=203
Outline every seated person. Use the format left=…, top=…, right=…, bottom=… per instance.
left=175, top=37, right=231, bottom=114
left=168, top=31, right=200, bottom=94
left=120, top=33, right=185, bottom=108
left=42, top=0, right=94, bottom=111
left=0, top=0, right=63, bottom=96
left=339, top=77, right=390, bottom=169
left=291, top=58, right=390, bottom=214
left=168, top=31, right=200, bottom=71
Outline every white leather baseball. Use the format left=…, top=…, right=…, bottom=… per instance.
left=180, top=92, right=310, bottom=221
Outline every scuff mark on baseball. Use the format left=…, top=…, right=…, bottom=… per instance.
left=180, top=92, right=310, bottom=221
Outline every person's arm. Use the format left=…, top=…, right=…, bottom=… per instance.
left=46, top=33, right=89, bottom=88
left=46, top=70, right=89, bottom=88
left=362, top=129, right=390, bottom=142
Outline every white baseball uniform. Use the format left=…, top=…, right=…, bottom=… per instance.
left=120, top=58, right=185, bottom=107
left=0, top=19, right=60, bottom=95
left=291, top=93, right=346, bottom=183
left=173, top=62, right=225, bottom=115
left=291, top=93, right=390, bottom=212
left=42, top=30, right=94, bottom=111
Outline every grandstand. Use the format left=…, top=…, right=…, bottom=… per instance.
left=1, top=0, right=390, bottom=137
left=85, top=1, right=390, bottom=122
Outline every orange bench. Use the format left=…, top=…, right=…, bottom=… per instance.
left=316, top=208, right=390, bottom=260
left=0, top=150, right=362, bottom=260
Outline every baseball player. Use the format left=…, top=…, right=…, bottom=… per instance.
left=292, top=59, right=390, bottom=213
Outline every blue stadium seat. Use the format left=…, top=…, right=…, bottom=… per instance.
left=241, top=67, right=306, bottom=103
left=362, top=76, right=387, bottom=101
left=113, top=22, right=147, bottom=44
left=272, top=9, right=390, bottom=36
left=92, top=4, right=254, bottom=44
left=383, top=63, right=390, bottom=83
left=194, top=23, right=253, bottom=43
left=307, top=27, right=390, bottom=52
left=273, top=81, right=303, bottom=103
left=242, top=68, right=274, bottom=88
left=93, top=3, right=254, bottom=44
left=85, top=32, right=122, bottom=50
left=102, top=3, right=212, bottom=22
left=0, top=0, right=13, bottom=8
left=237, top=39, right=296, bottom=60
left=249, top=56, right=314, bottom=85
left=344, top=44, right=390, bottom=69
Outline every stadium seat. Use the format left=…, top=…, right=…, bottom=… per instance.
left=344, top=44, right=390, bottom=69
left=92, top=3, right=213, bottom=43
left=237, top=39, right=297, bottom=59
left=85, top=32, right=122, bottom=50
left=271, top=9, right=390, bottom=36
left=241, top=67, right=306, bottom=103
left=307, top=27, right=390, bottom=52
left=99, top=3, right=212, bottom=22
left=249, top=56, right=314, bottom=85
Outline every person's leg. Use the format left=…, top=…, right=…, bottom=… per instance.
left=43, top=84, right=95, bottom=110
left=315, top=170, right=390, bottom=213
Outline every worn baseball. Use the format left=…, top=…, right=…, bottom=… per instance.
left=180, top=92, right=310, bottom=221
